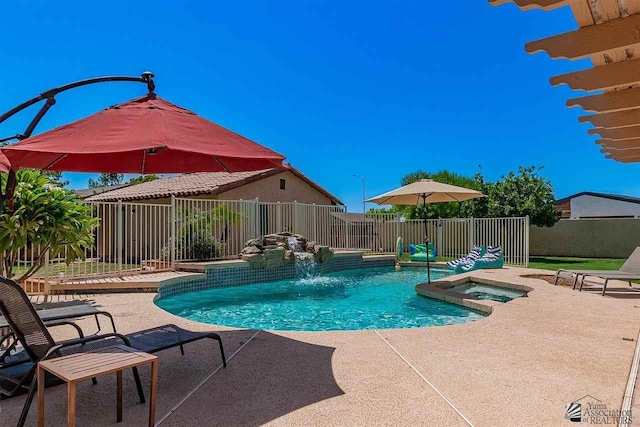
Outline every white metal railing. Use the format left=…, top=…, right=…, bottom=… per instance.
left=15, top=199, right=529, bottom=287
left=345, top=214, right=529, bottom=267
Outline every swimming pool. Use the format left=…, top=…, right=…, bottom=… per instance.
left=155, top=267, right=486, bottom=331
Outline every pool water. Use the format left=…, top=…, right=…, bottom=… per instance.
left=156, top=267, right=486, bottom=331
left=447, top=283, right=526, bottom=303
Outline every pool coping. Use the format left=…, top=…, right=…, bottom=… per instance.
left=415, top=271, right=534, bottom=314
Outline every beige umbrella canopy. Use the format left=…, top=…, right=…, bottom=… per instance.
left=366, top=179, right=486, bottom=283
left=366, top=179, right=485, bottom=205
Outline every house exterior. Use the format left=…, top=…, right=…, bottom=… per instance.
left=84, top=164, right=342, bottom=206
left=555, top=192, right=640, bottom=219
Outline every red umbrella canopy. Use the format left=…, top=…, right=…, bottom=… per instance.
left=0, top=152, right=9, bottom=173
left=1, top=94, right=285, bottom=174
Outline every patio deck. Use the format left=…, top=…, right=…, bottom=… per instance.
left=5, top=267, right=640, bottom=426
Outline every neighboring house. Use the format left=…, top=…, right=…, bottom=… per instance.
left=74, top=184, right=131, bottom=200
left=82, top=165, right=343, bottom=263
left=85, top=164, right=342, bottom=206
left=556, top=192, right=640, bottom=219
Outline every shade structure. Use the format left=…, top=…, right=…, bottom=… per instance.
left=367, top=179, right=486, bottom=284
left=1, top=94, right=285, bottom=174
left=0, top=152, right=9, bottom=173
left=366, top=179, right=486, bottom=205
left=489, top=0, right=640, bottom=163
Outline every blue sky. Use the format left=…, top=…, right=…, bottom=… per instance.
left=2, top=1, right=639, bottom=212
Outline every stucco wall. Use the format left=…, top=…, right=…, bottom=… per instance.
left=570, top=195, right=640, bottom=218
left=530, top=218, right=640, bottom=258
left=218, top=170, right=334, bottom=204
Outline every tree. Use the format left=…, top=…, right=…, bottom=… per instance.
left=488, top=166, right=560, bottom=227
left=127, top=174, right=159, bottom=185
left=88, top=173, right=124, bottom=188
left=0, top=170, right=99, bottom=281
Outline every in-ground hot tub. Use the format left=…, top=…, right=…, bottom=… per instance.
left=415, top=276, right=533, bottom=314
left=447, top=282, right=527, bottom=303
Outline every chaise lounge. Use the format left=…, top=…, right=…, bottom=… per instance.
left=554, top=247, right=640, bottom=296
left=0, top=276, right=227, bottom=427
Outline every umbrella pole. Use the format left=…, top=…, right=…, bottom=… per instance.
left=422, top=194, right=431, bottom=284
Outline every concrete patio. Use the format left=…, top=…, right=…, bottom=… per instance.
left=3, top=267, right=640, bottom=426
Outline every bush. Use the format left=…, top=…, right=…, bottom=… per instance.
left=186, top=234, right=224, bottom=261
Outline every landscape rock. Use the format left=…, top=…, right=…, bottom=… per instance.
left=306, top=241, right=316, bottom=254
left=264, top=247, right=285, bottom=269
left=242, top=253, right=266, bottom=268
left=239, top=232, right=334, bottom=268
left=245, top=238, right=262, bottom=247
left=284, top=250, right=295, bottom=263
left=314, top=245, right=334, bottom=263
left=241, top=245, right=262, bottom=255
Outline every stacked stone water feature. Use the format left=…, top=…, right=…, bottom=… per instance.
left=240, top=232, right=334, bottom=270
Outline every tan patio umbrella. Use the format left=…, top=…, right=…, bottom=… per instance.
left=367, top=179, right=486, bottom=283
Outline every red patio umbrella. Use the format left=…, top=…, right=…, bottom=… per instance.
left=0, top=152, right=9, bottom=173
left=1, top=94, right=285, bottom=174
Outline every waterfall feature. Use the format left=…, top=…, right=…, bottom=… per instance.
left=288, top=236, right=317, bottom=277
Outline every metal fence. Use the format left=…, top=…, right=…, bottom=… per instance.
left=14, top=198, right=529, bottom=287
left=345, top=214, right=530, bottom=267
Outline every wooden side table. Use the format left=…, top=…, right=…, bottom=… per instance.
left=37, top=345, right=158, bottom=427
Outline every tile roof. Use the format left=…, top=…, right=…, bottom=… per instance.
left=85, top=165, right=343, bottom=205
left=74, top=184, right=131, bottom=199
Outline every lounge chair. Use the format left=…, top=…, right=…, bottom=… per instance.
left=554, top=247, right=640, bottom=296
left=0, top=276, right=226, bottom=427
left=0, top=303, right=117, bottom=365
left=447, top=245, right=484, bottom=273
left=409, top=243, right=437, bottom=262
left=461, top=246, right=504, bottom=272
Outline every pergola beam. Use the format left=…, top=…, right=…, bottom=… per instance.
left=606, top=153, right=640, bottom=162
left=596, top=139, right=640, bottom=149
left=569, top=87, right=640, bottom=113
left=551, top=59, right=640, bottom=92
left=579, top=108, right=640, bottom=128
left=588, top=125, right=640, bottom=140
left=488, top=0, right=572, bottom=11
left=602, top=147, right=640, bottom=156
left=526, top=14, right=640, bottom=60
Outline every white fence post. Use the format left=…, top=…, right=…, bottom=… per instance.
left=312, top=204, right=317, bottom=241
left=255, top=198, right=260, bottom=238
left=117, top=199, right=123, bottom=277
left=344, top=206, right=349, bottom=249
left=293, top=201, right=299, bottom=234
left=276, top=201, right=282, bottom=233
left=43, top=250, right=50, bottom=296
left=436, top=218, right=444, bottom=257
left=525, top=215, right=530, bottom=267
left=171, top=195, right=176, bottom=268
left=469, top=218, right=476, bottom=250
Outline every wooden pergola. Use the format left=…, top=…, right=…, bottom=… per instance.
left=490, top=0, right=640, bottom=163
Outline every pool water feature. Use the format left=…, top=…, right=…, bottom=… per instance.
left=156, top=267, right=486, bottom=331
left=447, top=282, right=526, bottom=303
left=287, top=235, right=317, bottom=277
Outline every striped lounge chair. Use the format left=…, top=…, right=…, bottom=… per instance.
left=447, top=246, right=484, bottom=273
left=461, top=245, right=504, bottom=272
